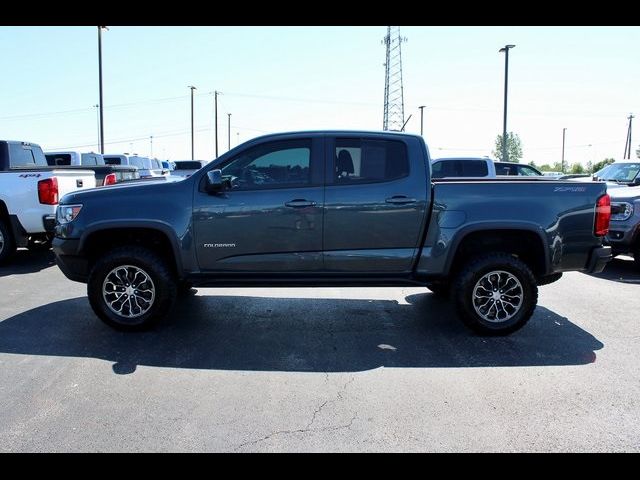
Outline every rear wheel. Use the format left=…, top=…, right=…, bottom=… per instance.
left=453, top=253, right=538, bottom=335
left=87, top=246, right=177, bottom=331
left=0, top=220, right=16, bottom=265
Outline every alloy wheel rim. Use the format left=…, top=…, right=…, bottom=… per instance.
left=102, top=265, right=155, bottom=319
left=472, top=270, right=523, bottom=323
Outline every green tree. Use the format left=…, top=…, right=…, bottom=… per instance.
left=636, top=145, right=639, bottom=159
left=592, top=158, right=615, bottom=174
left=492, top=132, right=523, bottom=163
left=570, top=163, right=585, bottom=174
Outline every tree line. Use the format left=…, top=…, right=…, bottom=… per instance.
left=493, top=132, right=634, bottom=174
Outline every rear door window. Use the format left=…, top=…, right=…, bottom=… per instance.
left=331, top=138, right=409, bottom=184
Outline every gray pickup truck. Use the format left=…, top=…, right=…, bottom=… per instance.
left=53, top=131, right=612, bottom=335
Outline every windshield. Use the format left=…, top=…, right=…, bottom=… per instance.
left=598, top=163, right=640, bottom=183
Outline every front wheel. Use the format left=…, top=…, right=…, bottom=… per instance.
left=633, top=243, right=640, bottom=271
left=87, top=246, right=177, bottom=331
left=453, top=253, right=538, bottom=335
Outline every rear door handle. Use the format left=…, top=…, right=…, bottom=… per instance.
left=285, top=199, right=317, bottom=208
left=385, top=195, right=416, bottom=204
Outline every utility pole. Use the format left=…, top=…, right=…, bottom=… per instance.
left=624, top=113, right=634, bottom=159
left=562, top=127, right=567, bottom=173
left=418, top=106, right=426, bottom=136
left=94, top=104, right=99, bottom=151
left=188, top=85, right=197, bottom=160
left=499, top=44, right=515, bottom=162
left=227, top=113, right=231, bottom=152
left=97, top=26, right=108, bottom=154
left=214, top=90, right=219, bottom=158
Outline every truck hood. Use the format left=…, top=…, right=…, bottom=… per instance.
left=59, top=175, right=188, bottom=204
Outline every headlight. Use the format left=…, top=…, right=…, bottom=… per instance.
left=610, top=202, right=633, bottom=222
left=56, top=204, right=83, bottom=224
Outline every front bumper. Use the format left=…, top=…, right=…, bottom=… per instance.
left=586, top=245, right=612, bottom=273
left=52, top=237, right=89, bottom=283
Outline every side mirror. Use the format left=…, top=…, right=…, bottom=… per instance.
left=205, top=169, right=228, bottom=193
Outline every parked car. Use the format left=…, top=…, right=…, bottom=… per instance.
left=431, top=157, right=543, bottom=179
left=593, top=160, right=640, bottom=186
left=543, top=171, right=564, bottom=177
left=53, top=130, right=611, bottom=335
left=0, top=140, right=96, bottom=263
left=607, top=185, right=640, bottom=269
left=45, top=150, right=140, bottom=186
left=171, top=160, right=209, bottom=178
left=103, top=154, right=168, bottom=179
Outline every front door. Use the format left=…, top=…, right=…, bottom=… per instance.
left=193, top=137, right=324, bottom=272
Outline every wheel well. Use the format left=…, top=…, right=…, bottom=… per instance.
left=0, top=201, right=9, bottom=221
left=82, top=228, right=179, bottom=277
left=449, top=229, right=546, bottom=277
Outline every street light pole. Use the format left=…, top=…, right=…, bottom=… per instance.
left=97, top=26, right=108, bottom=154
left=562, top=127, right=567, bottom=173
left=227, top=113, right=231, bottom=152
left=214, top=90, right=219, bottom=158
left=499, top=44, right=515, bottom=162
left=418, top=105, right=426, bottom=136
left=188, top=86, right=197, bottom=160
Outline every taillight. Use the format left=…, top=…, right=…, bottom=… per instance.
left=38, top=177, right=59, bottom=205
left=594, top=194, right=611, bottom=236
left=103, top=173, right=117, bottom=186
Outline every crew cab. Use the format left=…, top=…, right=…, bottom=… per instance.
left=45, top=150, right=140, bottom=186
left=432, top=157, right=543, bottom=179
left=53, top=131, right=612, bottom=335
left=0, top=140, right=96, bottom=264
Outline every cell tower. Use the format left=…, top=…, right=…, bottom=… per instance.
left=382, top=26, right=407, bottom=131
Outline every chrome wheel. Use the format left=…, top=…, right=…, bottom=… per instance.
left=102, top=265, right=155, bottom=319
left=472, top=270, right=523, bottom=323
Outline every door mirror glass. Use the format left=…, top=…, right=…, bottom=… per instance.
left=206, top=169, right=225, bottom=193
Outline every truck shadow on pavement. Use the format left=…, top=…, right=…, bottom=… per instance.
left=0, top=249, right=55, bottom=277
left=588, top=256, right=640, bottom=284
left=0, top=292, right=603, bottom=375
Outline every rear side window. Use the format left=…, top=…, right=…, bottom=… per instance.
left=104, top=156, right=122, bottom=165
left=332, top=138, right=409, bottom=184
left=432, top=160, right=488, bottom=178
left=175, top=161, right=204, bottom=170
left=81, top=154, right=99, bottom=166
left=9, top=143, right=48, bottom=168
left=46, top=153, right=72, bottom=166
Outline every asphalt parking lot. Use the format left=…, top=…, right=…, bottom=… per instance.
left=0, top=250, right=639, bottom=452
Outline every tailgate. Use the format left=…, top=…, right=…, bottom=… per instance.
left=51, top=169, right=97, bottom=196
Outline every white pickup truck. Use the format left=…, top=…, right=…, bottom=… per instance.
left=0, top=140, right=96, bottom=264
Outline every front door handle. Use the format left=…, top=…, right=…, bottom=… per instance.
left=385, top=195, right=416, bottom=204
left=285, top=199, right=317, bottom=208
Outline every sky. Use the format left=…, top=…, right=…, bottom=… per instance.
left=0, top=26, right=638, bottom=166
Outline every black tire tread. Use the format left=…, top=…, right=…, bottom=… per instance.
left=453, top=253, right=538, bottom=336
left=0, top=220, right=16, bottom=265
left=87, top=246, right=177, bottom=331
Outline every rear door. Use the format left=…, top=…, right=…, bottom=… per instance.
left=323, top=135, right=428, bottom=272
